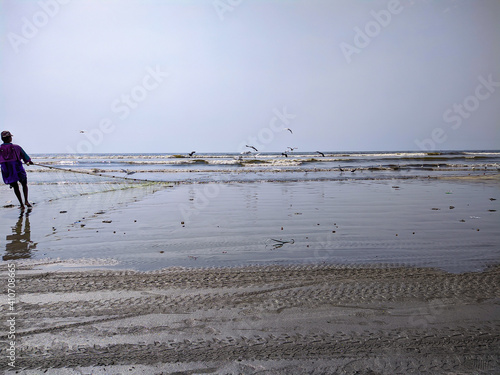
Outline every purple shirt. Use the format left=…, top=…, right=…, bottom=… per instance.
left=0, top=143, right=31, bottom=184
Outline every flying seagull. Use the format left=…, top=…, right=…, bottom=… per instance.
left=281, top=152, right=288, bottom=158
left=284, top=128, right=293, bottom=134
left=79, top=130, right=86, bottom=133
left=316, top=151, right=325, bottom=157
left=121, top=169, right=136, bottom=175
left=286, top=147, right=298, bottom=152
left=188, top=151, right=196, bottom=156
left=246, top=145, right=258, bottom=152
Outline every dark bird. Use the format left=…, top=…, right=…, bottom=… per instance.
left=282, top=152, right=288, bottom=158
left=287, top=147, right=298, bottom=152
left=351, top=169, right=357, bottom=173
left=188, top=151, right=196, bottom=157
left=339, top=166, right=344, bottom=172
left=316, top=151, right=325, bottom=157
left=79, top=130, right=86, bottom=133
left=284, top=128, right=293, bottom=134
left=121, top=169, right=136, bottom=175
left=246, top=145, right=258, bottom=152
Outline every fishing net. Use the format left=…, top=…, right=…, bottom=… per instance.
left=1, top=163, right=171, bottom=208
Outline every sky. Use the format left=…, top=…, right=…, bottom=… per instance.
left=1, top=0, right=499, bottom=154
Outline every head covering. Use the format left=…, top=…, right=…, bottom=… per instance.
left=1, top=131, right=13, bottom=138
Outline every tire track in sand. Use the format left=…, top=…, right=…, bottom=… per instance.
left=1, top=264, right=499, bottom=373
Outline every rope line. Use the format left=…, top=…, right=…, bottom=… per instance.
left=15, top=163, right=174, bottom=205
left=32, top=163, right=171, bottom=184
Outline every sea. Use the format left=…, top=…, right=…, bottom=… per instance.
left=1, top=150, right=499, bottom=273
left=27, top=150, right=500, bottom=185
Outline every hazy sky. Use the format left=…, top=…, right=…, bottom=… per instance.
left=1, top=0, right=499, bottom=154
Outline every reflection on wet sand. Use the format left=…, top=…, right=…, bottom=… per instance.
left=3, top=209, right=37, bottom=261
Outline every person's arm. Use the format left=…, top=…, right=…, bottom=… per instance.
left=20, top=147, right=33, bottom=165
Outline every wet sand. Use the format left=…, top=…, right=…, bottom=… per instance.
left=1, top=177, right=498, bottom=272
left=0, top=177, right=499, bottom=373
left=1, top=262, right=499, bottom=374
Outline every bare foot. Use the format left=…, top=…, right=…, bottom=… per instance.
left=26, top=202, right=32, bottom=208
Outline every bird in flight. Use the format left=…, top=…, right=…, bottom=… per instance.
left=188, top=151, right=196, bottom=157
left=246, top=145, right=258, bottom=152
left=286, top=147, right=298, bottom=152
left=79, top=130, right=86, bottom=133
left=281, top=152, right=288, bottom=158
left=121, top=169, right=136, bottom=175
left=284, top=128, right=293, bottom=134
left=316, top=151, right=325, bottom=157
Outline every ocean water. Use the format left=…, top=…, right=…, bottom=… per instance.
left=1, top=150, right=499, bottom=272
left=26, top=150, right=500, bottom=185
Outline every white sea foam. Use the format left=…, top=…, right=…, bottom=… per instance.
left=25, top=150, right=499, bottom=185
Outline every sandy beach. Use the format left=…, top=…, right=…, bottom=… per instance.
left=2, top=0, right=499, bottom=367
left=1, top=262, right=499, bottom=374
left=1, top=176, right=499, bottom=272
left=1, top=173, right=499, bottom=373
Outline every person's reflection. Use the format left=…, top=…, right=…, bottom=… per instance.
left=3, top=208, right=37, bottom=260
